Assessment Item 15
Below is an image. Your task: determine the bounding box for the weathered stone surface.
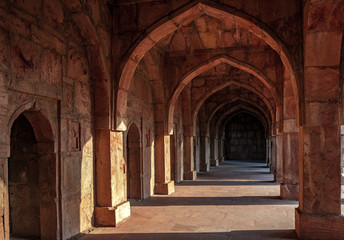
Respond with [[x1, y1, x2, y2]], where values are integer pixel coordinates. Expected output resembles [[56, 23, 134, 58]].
[[43, 0, 64, 27], [305, 31, 342, 67], [41, 49, 62, 86]]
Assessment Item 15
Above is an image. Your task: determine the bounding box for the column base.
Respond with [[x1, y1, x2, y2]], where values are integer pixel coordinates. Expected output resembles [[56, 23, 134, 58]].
[[210, 159, 219, 167], [155, 181, 175, 195], [274, 171, 283, 182], [95, 201, 131, 227], [280, 183, 298, 200], [184, 170, 197, 180], [295, 208, 344, 239], [200, 164, 210, 172]]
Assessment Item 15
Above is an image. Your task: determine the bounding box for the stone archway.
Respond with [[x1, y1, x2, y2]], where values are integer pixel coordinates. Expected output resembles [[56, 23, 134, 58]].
[[127, 123, 142, 200], [223, 112, 266, 161], [115, 1, 300, 130], [9, 111, 57, 240]]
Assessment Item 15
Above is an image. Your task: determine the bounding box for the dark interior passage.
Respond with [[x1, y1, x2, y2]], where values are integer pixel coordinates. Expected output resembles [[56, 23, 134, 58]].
[[127, 124, 142, 200], [9, 112, 57, 240], [224, 112, 266, 161], [9, 114, 41, 239]]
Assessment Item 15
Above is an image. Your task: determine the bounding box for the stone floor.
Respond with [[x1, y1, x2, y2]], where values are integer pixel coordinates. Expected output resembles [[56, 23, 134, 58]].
[[81, 160, 299, 240]]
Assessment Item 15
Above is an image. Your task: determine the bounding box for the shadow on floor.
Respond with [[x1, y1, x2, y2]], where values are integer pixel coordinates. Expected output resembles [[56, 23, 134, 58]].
[[130, 195, 298, 207], [178, 180, 276, 186], [82, 230, 297, 240]]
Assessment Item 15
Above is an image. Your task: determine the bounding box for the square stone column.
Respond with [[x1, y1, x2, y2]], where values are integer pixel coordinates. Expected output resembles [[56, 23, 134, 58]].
[[270, 136, 276, 174], [183, 135, 196, 180], [94, 130, 130, 226], [274, 134, 283, 182], [199, 135, 210, 172], [280, 131, 299, 200], [296, 5, 344, 237], [154, 134, 175, 194], [210, 137, 219, 166]]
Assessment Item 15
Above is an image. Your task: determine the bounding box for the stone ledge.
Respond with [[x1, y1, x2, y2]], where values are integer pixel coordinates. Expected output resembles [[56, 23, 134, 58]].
[[155, 181, 175, 195], [280, 183, 298, 200], [295, 208, 344, 239], [94, 201, 131, 227]]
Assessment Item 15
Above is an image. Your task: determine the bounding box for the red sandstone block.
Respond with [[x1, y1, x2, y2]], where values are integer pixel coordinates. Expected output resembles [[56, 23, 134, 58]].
[[305, 67, 339, 102], [75, 81, 92, 116], [67, 49, 90, 82], [0, 31, 9, 72], [306, 0, 342, 32], [172, 5, 202, 27], [305, 31, 342, 67], [43, 0, 64, 28], [15, 0, 42, 16], [31, 24, 66, 55], [10, 35, 41, 85], [41, 50, 62, 85], [0, 8, 30, 38]]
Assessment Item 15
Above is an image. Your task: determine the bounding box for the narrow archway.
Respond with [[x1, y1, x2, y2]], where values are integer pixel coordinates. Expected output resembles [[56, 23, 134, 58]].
[[9, 112, 57, 240], [127, 124, 142, 200]]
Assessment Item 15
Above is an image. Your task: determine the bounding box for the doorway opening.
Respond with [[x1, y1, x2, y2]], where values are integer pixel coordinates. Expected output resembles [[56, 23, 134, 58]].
[[224, 112, 266, 161], [127, 123, 142, 200], [9, 112, 57, 240]]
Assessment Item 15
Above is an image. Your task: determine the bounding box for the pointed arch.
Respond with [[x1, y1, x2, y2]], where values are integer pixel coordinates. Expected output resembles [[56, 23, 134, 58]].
[[126, 122, 143, 200], [168, 54, 280, 134], [207, 98, 272, 136], [190, 80, 276, 136], [7, 106, 58, 239], [114, 0, 300, 130]]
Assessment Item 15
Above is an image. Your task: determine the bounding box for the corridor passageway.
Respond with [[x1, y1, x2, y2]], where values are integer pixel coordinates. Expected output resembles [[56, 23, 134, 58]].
[[82, 161, 298, 240]]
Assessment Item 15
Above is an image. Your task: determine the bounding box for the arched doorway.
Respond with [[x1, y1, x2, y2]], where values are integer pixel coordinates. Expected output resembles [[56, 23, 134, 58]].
[[224, 112, 266, 161], [9, 112, 57, 239], [127, 124, 142, 200]]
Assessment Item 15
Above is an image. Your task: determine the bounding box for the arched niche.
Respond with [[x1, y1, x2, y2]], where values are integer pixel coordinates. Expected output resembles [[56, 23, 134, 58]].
[[126, 123, 142, 200], [8, 110, 57, 240]]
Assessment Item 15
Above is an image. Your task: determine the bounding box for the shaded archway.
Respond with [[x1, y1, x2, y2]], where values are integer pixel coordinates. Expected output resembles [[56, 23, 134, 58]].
[[9, 111, 57, 240], [224, 112, 266, 161], [190, 79, 277, 136], [127, 123, 142, 200]]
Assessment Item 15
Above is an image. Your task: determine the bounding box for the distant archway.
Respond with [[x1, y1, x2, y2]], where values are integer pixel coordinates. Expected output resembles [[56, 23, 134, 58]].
[[224, 112, 266, 161], [9, 111, 57, 240], [127, 123, 142, 200]]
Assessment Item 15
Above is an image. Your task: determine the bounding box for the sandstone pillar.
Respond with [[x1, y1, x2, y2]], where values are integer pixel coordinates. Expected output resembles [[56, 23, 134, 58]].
[[199, 135, 210, 172], [94, 130, 130, 226], [274, 134, 283, 182], [183, 134, 196, 180], [210, 137, 219, 166], [280, 131, 299, 200], [270, 136, 276, 174], [296, 4, 344, 237], [218, 133, 225, 162], [154, 134, 175, 194], [266, 137, 271, 168]]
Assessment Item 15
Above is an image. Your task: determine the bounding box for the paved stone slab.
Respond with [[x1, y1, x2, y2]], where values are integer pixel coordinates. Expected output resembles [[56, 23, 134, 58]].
[[81, 160, 299, 240]]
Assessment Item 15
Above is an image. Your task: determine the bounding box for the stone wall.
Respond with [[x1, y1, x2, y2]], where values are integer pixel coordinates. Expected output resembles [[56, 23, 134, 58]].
[[225, 113, 266, 160], [0, 1, 113, 239]]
